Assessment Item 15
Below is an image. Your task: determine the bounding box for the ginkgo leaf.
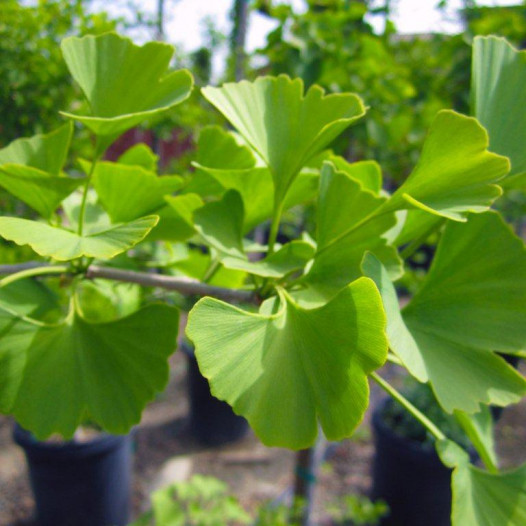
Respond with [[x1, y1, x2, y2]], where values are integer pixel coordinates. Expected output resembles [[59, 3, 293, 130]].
[[193, 190, 245, 258], [192, 164, 318, 232], [329, 157, 382, 194], [472, 36, 526, 184], [60, 33, 193, 150], [300, 162, 401, 303], [195, 126, 256, 170], [0, 122, 72, 175], [93, 162, 183, 222], [155, 194, 204, 242], [186, 278, 387, 449], [437, 440, 526, 526], [202, 75, 365, 207], [454, 407, 497, 473], [0, 123, 79, 218], [0, 164, 82, 218], [0, 215, 158, 261], [363, 211, 526, 414], [221, 240, 315, 278], [117, 143, 159, 171], [382, 110, 509, 221], [0, 302, 178, 439], [0, 279, 59, 319]]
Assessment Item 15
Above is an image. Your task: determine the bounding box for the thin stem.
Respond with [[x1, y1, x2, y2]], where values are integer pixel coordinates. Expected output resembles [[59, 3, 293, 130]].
[[0, 265, 69, 288], [77, 143, 101, 236], [371, 372, 446, 441], [203, 259, 221, 283], [267, 200, 285, 256], [386, 352, 403, 366], [399, 218, 445, 261], [0, 262, 43, 275]]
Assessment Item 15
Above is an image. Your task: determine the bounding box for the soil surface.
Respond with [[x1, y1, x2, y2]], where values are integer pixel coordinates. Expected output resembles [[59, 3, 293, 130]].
[[0, 357, 525, 526]]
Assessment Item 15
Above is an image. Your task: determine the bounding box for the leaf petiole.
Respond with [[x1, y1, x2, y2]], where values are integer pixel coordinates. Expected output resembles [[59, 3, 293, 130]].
[[0, 265, 70, 288], [370, 371, 446, 441], [77, 139, 102, 236]]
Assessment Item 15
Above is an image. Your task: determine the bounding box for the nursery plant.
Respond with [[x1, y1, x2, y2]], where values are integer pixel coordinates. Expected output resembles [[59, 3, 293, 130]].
[[0, 31, 525, 525]]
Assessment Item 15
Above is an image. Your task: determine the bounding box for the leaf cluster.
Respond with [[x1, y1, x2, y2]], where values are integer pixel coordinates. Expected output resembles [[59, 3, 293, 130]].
[[0, 31, 524, 525]]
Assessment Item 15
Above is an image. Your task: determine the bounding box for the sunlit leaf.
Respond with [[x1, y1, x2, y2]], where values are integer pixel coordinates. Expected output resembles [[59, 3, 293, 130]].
[[0, 164, 82, 219], [383, 110, 509, 221], [60, 33, 193, 150], [222, 240, 315, 278], [363, 212, 526, 414], [437, 440, 526, 526], [193, 190, 245, 258], [472, 36, 526, 185], [202, 75, 365, 206], [0, 302, 178, 439], [186, 278, 387, 449], [93, 161, 183, 222], [0, 123, 79, 218], [300, 162, 401, 303], [329, 157, 382, 194], [0, 215, 158, 261], [117, 143, 159, 171], [0, 123, 72, 175], [192, 164, 318, 232], [155, 194, 204, 242]]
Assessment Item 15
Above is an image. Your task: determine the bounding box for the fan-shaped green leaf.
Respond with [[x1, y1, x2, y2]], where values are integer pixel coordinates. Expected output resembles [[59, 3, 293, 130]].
[[60, 33, 193, 149], [156, 194, 204, 242], [118, 143, 159, 171], [329, 157, 382, 194], [202, 75, 365, 206], [93, 162, 183, 222], [0, 164, 83, 218], [186, 278, 387, 449], [0, 302, 178, 439], [437, 440, 526, 526], [222, 240, 315, 278], [0, 279, 59, 319], [0, 215, 158, 261], [193, 190, 245, 258], [301, 162, 401, 303], [0, 123, 72, 175], [472, 36, 526, 184], [196, 126, 256, 170], [383, 110, 509, 221], [192, 164, 318, 232], [363, 212, 526, 414], [0, 123, 79, 218]]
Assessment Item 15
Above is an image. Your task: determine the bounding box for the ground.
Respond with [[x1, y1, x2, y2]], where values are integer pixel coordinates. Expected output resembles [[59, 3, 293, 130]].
[[0, 356, 525, 525]]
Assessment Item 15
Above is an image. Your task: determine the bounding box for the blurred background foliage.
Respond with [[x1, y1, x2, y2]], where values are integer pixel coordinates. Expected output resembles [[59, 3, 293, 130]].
[[1, 0, 525, 183]]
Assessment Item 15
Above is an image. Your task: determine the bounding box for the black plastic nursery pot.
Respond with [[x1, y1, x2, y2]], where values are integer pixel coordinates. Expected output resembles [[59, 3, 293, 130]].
[[371, 400, 452, 526], [181, 342, 249, 446], [13, 424, 132, 526]]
